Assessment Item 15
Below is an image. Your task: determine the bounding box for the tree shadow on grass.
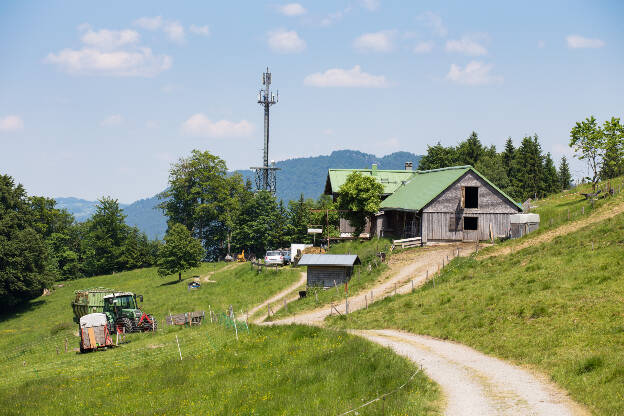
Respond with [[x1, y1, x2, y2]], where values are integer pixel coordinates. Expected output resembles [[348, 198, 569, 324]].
[[159, 279, 185, 287], [0, 300, 46, 324]]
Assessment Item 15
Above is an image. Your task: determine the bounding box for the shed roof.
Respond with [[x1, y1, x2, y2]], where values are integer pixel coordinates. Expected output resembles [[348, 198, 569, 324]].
[[298, 254, 361, 267], [380, 166, 522, 212], [324, 168, 416, 195]]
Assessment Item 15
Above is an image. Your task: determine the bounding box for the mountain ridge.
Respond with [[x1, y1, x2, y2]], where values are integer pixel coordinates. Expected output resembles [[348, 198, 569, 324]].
[[56, 150, 423, 239]]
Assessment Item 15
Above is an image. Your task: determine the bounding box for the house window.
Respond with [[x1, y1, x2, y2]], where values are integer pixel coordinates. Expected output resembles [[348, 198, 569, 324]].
[[464, 216, 478, 230], [463, 186, 479, 208]]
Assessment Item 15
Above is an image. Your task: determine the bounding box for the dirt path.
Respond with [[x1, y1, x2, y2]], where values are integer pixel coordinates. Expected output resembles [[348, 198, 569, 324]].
[[247, 271, 306, 323], [200, 262, 239, 282], [263, 243, 473, 326], [356, 330, 587, 416], [254, 244, 587, 416], [480, 198, 624, 259]]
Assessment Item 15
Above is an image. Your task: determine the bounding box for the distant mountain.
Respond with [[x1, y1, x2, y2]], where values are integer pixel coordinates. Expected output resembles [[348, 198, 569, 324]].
[[237, 150, 423, 203], [55, 197, 129, 222], [123, 196, 167, 240], [56, 150, 422, 240]]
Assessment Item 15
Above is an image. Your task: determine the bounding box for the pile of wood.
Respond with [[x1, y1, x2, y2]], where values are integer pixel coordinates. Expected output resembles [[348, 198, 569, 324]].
[[165, 311, 205, 326], [391, 237, 421, 251], [302, 246, 326, 254]]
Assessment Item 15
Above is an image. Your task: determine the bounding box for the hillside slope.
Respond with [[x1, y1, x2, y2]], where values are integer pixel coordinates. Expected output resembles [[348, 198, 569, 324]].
[[329, 195, 624, 415], [0, 263, 438, 415]]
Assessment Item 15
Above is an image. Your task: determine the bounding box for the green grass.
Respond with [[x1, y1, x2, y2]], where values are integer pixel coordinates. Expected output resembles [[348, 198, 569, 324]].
[[527, 176, 624, 233], [268, 239, 393, 320], [328, 208, 624, 415], [0, 262, 300, 350], [0, 260, 440, 415]]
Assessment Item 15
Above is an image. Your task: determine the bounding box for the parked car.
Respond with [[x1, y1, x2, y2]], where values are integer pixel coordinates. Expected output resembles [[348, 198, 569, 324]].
[[264, 250, 284, 265], [281, 250, 292, 265]]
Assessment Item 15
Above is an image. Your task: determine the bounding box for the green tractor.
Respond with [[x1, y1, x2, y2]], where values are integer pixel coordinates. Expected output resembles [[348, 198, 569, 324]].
[[72, 288, 157, 334], [102, 292, 157, 333]]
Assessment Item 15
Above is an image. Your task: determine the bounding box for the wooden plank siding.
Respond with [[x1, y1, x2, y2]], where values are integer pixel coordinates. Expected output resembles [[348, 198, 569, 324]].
[[421, 171, 520, 242], [307, 266, 352, 287]]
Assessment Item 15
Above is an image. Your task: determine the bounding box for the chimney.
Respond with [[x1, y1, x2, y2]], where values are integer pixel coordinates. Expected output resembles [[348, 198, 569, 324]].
[[405, 162, 413, 171], [371, 164, 378, 176]]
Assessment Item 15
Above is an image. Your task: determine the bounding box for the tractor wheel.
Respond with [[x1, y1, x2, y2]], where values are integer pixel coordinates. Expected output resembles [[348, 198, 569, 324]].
[[119, 317, 134, 334]]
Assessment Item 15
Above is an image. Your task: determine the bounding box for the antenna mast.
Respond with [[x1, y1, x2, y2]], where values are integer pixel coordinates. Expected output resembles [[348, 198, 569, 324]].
[[250, 67, 279, 193]]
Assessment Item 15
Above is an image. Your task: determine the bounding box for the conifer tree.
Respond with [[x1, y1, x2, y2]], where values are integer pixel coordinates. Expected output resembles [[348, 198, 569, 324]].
[[558, 156, 572, 190]]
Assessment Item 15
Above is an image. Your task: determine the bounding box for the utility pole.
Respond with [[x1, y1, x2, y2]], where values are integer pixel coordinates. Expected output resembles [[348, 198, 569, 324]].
[[310, 208, 348, 250], [250, 68, 279, 193]]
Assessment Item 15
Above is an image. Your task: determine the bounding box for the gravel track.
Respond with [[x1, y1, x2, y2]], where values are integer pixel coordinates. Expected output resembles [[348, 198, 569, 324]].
[[356, 330, 588, 416]]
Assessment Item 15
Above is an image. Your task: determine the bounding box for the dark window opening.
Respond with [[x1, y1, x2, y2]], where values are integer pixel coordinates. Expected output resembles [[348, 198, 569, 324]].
[[464, 216, 478, 230], [464, 186, 479, 208]]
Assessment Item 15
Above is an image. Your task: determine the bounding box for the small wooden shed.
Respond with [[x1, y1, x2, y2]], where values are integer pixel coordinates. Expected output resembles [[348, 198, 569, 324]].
[[298, 254, 361, 288]]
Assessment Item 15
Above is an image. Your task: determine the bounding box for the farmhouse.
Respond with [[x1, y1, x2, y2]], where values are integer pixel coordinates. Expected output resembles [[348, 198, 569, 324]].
[[298, 254, 361, 288], [324, 164, 522, 242]]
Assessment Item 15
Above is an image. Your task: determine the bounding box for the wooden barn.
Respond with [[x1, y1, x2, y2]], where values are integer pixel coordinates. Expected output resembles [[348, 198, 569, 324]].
[[298, 254, 361, 288], [325, 165, 522, 242]]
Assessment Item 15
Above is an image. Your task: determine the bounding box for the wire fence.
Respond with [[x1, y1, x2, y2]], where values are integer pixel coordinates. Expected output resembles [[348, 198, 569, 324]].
[[0, 307, 249, 388]]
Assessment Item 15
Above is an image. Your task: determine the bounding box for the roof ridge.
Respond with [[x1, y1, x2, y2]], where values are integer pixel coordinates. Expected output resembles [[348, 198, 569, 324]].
[[415, 165, 472, 174]]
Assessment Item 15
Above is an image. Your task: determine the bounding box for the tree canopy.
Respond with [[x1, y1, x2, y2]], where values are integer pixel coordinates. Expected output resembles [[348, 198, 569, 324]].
[[336, 172, 383, 238], [157, 223, 205, 281]]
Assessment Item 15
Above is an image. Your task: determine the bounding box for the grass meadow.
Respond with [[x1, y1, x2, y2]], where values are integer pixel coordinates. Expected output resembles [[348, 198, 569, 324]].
[[0, 260, 440, 415], [328, 209, 624, 415]]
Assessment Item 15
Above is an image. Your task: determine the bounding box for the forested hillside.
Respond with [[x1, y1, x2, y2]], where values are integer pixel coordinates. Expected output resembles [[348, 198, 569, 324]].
[[57, 150, 423, 239]]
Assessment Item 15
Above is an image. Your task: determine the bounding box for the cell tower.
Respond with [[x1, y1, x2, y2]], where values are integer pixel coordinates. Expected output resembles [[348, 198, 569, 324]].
[[250, 67, 279, 193]]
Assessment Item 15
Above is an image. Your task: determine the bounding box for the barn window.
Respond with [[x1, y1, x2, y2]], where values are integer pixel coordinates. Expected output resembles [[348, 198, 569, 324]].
[[464, 216, 478, 230], [463, 186, 479, 208]]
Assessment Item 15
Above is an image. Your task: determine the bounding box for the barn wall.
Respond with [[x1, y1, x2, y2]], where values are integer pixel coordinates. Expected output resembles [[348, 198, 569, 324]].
[[421, 171, 518, 241], [424, 171, 519, 214], [423, 212, 511, 241], [307, 266, 352, 287]]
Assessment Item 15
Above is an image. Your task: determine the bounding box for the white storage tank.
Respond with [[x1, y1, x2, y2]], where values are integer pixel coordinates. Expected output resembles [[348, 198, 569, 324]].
[[510, 213, 540, 238]]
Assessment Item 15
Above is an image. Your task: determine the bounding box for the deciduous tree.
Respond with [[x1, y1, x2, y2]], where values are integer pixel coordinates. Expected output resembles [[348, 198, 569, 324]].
[[157, 223, 205, 281], [336, 172, 383, 238]]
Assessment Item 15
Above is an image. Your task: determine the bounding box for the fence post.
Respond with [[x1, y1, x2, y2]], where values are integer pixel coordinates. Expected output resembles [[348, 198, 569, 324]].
[[394, 282, 397, 296], [233, 312, 239, 341], [411, 279, 414, 292], [175, 335, 182, 361], [365, 294, 368, 309], [64, 337, 68, 353], [267, 304, 271, 318]]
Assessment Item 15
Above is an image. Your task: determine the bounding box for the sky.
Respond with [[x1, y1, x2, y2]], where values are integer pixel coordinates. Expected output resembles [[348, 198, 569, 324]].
[[1, 0, 623, 203]]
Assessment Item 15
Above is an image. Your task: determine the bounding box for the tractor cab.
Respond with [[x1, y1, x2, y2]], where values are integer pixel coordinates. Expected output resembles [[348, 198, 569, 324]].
[[102, 292, 153, 333]]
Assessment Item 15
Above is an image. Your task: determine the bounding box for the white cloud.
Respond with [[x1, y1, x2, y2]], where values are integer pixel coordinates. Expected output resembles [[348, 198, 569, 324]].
[[417, 11, 447, 37], [320, 7, 351, 26], [80, 26, 140, 50], [164, 21, 185, 43], [445, 35, 488, 56], [181, 114, 254, 138], [552, 143, 574, 158], [537, 40, 545, 48], [0, 115, 24, 132], [304, 65, 388, 88], [413, 41, 434, 54], [277, 3, 307, 16], [354, 30, 396, 53], [45, 47, 172, 77], [446, 61, 502, 86], [360, 0, 380, 11], [189, 24, 210, 36], [133, 16, 163, 30], [566, 35, 604, 49], [145, 120, 159, 129], [101, 114, 123, 126], [322, 128, 335, 136], [268, 29, 306, 53]]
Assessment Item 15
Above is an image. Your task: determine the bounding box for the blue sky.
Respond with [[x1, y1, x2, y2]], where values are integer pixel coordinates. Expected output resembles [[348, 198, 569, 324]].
[[1, 0, 622, 203]]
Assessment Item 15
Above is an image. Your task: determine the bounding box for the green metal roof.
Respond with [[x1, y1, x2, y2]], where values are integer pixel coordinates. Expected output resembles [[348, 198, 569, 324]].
[[325, 167, 416, 195], [380, 166, 522, 211]]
